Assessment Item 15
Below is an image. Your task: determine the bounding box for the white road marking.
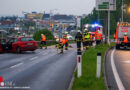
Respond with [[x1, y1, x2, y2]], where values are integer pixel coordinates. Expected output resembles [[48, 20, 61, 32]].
[[111, 49, 125, 90], [10, 63, 23, 68], [30, 56, 38, 60], [123, 60, 130, 64]]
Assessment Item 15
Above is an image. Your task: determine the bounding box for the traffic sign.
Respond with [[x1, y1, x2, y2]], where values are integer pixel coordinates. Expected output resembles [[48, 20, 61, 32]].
[[96, 0, 116, 11]]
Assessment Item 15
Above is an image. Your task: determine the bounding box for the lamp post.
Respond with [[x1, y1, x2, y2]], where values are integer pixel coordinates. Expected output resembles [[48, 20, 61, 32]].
[[128, 7, 130, 13], [122, 0, 124, 22]]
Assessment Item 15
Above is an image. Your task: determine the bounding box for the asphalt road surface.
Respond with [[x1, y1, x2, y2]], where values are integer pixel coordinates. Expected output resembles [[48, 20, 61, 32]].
[[105, 48, 130, 90], [0, 45, 77, 90]]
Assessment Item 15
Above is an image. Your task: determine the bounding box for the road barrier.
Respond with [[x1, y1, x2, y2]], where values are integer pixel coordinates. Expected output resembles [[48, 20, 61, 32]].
[[96, 52, 101, 78]]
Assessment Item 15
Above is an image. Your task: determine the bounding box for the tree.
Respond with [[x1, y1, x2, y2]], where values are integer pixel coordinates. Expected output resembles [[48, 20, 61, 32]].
[[33, 29, 54, 41]]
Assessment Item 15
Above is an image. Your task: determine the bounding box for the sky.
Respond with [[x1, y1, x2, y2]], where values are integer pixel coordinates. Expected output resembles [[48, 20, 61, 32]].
[[0, 0, 96, 16]]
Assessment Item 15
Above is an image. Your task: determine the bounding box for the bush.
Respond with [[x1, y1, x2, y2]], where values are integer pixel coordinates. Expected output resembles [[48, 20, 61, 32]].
[[33, 29, 54, 41]]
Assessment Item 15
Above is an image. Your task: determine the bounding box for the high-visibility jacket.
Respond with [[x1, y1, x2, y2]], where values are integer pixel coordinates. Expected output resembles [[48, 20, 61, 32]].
[[124, 35, 128, 43], [41, 35, 46, 41], [82, 35, 85, 42], [113, 34, 116, 39], [90, 34, 93, 41], [60, 38, 66, 45], [96, 33, 102, 40], [85, 33, 90, 41]]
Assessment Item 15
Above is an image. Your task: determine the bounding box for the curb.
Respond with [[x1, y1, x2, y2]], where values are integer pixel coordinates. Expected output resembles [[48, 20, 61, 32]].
[[68, 50, 85, 90], [68, 65, 77, 90], [103, 47, 114, 90]]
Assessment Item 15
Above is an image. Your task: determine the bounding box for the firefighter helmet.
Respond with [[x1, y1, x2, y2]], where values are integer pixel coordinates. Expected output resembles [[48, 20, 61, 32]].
[[84, 28, 88, 32], [17, 32, 20, 34], [65, 32, 68, 34], [77, 30, 81, 33], [41, 34, 44, 36], [124, 33, 127, 36], [56, 38, 60, 42]]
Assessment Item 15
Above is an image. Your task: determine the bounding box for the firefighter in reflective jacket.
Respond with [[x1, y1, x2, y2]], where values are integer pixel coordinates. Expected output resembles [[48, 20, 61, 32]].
[[84, 31, 90, 49], [96, 30, 102, 45], [56, 38, 66, 54], [40, 34, 47, 49], [75, 30, 82, 52], [89, 33, 93, 46], [124, 33, 128, 43], [82, 29, 86, 50], [63, 32, 68, 50]]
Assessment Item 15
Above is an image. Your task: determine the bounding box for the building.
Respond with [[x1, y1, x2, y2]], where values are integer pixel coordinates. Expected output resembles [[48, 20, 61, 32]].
[[25, 12, 43, 20]]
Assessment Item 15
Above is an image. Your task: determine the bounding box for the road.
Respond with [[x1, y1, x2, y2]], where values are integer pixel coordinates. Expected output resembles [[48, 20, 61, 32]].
[[105, 48, 130, 90], [0, 45, 77, 90]]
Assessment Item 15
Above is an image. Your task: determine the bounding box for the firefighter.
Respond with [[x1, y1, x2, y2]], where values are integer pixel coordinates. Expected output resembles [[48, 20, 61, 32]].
[[56, 38, 60, 53], [63, 32, 68, 50], [82, 29, 87, 50], [17, 32, 21, 37], [124, 33, 128, 43], [96, 30, 102, 45], [84, 30, 90, 49], [75, 30, 82, 52], [59, 38, 65, 53], [89, 32, 93, 46], [40, 34, 47, 49]]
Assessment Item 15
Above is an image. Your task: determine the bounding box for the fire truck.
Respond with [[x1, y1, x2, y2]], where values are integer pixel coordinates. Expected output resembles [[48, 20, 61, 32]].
[[115, 22, 130, 49], [83, 24, 103, 45]]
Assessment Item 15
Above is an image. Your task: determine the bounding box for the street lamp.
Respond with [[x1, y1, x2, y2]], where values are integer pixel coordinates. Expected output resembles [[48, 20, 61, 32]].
[[128, 7, 130, 13], [122, 0, 124, 22]]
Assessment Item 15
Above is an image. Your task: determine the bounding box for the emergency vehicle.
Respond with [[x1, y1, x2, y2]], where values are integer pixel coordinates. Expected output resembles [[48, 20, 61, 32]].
[[115, 22, 130, 49], [83, 24, 103, 45]]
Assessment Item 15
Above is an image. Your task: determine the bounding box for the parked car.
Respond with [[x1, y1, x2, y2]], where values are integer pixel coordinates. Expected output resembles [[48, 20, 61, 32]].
[[6, 37, 38, 53], [0, 39, 6, 53]]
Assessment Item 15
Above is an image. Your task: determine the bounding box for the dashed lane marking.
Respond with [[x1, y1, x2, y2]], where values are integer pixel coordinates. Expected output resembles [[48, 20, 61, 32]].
[[111, 49, 125, 90], [30, 56, 38, 60], [10, 63, 23, 68]]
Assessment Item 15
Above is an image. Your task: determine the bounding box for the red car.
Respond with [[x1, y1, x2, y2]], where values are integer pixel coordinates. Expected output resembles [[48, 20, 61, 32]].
[[6, 37, 38, 53]]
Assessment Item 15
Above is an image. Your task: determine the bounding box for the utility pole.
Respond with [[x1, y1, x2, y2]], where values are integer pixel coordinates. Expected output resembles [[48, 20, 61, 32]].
[[108, 10, 110, 45], [104, 11, 108, 44], [98, 11, 100, 24]]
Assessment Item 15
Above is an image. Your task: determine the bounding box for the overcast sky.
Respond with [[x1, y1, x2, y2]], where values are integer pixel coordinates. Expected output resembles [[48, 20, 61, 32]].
[[0, 0, 96, 16]]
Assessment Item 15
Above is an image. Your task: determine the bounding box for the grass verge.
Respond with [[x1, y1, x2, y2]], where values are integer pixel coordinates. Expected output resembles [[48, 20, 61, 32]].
[[72, 44, 110, 90]]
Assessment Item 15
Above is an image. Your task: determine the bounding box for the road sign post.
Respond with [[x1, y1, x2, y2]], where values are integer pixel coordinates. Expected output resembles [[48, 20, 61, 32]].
[[96, 52, 101, 78], [77, 51, 82, 78], [96, 0, 116, 45], [108, 10, 110, 45]]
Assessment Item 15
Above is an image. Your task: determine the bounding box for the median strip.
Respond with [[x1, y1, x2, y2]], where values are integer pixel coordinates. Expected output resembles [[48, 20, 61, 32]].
[[72, 44, 109, 90]]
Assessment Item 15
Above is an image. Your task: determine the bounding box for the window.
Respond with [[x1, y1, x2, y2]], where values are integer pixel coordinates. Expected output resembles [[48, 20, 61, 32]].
[[21, 38, 34, 42], [8, 38, 17, 44]]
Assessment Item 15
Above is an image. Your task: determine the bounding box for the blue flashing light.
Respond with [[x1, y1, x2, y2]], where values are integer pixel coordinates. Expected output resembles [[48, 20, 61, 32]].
[[94, 24, 99, 27], [92, 23, 100, 28]]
